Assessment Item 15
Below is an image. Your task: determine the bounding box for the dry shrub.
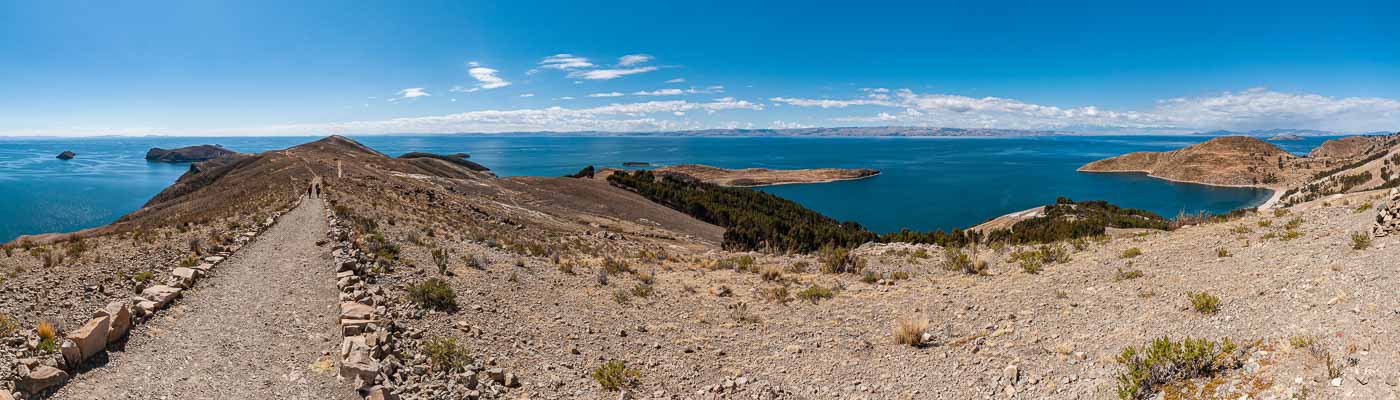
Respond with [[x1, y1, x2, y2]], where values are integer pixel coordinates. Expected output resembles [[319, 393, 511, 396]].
[[893, 315, 930, 347]]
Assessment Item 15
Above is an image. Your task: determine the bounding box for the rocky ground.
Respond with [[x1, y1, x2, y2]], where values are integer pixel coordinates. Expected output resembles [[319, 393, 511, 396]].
[[350, 183, 1399, 399], [49, 196, 351, 400], [5, 136, 1399, 400]]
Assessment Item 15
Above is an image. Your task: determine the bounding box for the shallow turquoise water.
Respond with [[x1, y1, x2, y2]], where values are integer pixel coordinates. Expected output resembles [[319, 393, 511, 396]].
[[0, 135, 1332, 242]]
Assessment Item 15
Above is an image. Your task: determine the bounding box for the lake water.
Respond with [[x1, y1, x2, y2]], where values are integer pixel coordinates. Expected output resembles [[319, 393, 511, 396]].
[[0, 135, 1333, 242]]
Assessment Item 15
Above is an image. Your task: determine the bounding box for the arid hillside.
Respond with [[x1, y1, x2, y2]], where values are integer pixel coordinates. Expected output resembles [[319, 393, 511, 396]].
[[1078, 136, 1309, 186]]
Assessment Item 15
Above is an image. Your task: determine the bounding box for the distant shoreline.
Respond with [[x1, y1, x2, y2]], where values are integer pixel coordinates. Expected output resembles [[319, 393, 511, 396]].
[[1078, 170, 1280, 209]]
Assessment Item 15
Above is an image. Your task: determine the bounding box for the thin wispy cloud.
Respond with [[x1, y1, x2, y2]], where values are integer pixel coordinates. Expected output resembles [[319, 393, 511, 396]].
[[537, 54, 594, 70], [226, 99, 765, 135], [390, 87, 430, 101], [633, 88, 684, 96], [618, 54, 654, 66], [665, 78, 686, 84], [568, 66, 658, 80], [588, 92, 625, 98]]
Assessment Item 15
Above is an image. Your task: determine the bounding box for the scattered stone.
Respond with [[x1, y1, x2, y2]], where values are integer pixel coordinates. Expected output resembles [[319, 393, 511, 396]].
[[17, 366, 68, 394], [170, 267, 202, 289], [95, 301, 131, 343], [55, 151, 76, 160], [66, 315, 111, 362], [140, 285, 183, 308], [341, 302, 376, 321]]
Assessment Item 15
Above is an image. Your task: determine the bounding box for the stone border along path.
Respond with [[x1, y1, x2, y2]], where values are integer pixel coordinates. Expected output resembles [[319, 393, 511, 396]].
[[325, 200, 521, 400], [3, 199, 297, 400], [34, 195, 357, 400]]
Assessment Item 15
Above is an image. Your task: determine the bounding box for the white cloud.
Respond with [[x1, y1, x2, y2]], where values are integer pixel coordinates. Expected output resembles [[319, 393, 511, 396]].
[[467, 66, 510, 89], [618, 54, 654, 66], [633, 88, 684, 96], [568, 66, 657, 80], [222, 99, 765, 134], [773, 87, 1400, 132], [467, 61, 481, 67], [391, 87, 430, 101], [519, 93, 535, 98], [557, 96, 576, 100], [588, 92, 625, 98], [537, 54, 594, 70], [632, 86, 723, 96], [666, 78, 686, 84], [770, 120, 811, 129]]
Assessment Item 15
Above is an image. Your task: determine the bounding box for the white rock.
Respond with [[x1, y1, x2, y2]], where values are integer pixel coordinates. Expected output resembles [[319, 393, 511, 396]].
[[65, 315, 110, 362]]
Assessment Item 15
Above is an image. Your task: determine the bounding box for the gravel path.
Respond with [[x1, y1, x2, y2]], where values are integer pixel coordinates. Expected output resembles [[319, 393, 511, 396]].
[[51, 196, 354, 400]]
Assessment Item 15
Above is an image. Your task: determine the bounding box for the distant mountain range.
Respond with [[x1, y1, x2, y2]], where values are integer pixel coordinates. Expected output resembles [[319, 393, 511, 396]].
[[1189, 128, 1392, 137], [458, 126, 1063, 137]]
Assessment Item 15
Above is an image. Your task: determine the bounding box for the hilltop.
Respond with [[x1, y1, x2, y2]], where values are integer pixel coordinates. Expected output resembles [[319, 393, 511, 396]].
[[1078, 136, 1305, 186]]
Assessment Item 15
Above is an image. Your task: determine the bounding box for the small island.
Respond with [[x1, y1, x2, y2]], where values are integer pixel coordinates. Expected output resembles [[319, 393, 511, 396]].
[[145, 145, 236, 163], [1266, 134, 1303, 141], [55, 151, 76, 160], [649, 164, 879, 187]]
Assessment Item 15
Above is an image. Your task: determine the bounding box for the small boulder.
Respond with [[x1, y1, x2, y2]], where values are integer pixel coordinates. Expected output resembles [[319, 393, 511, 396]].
[[365, 386, 399, 400], [95, 301, 131, 343], [134, 300, 159, 317], [140, 285, 182, 308], [17, 365, 68, 394], [340, 302, 375, 321], [340, 348, 380, 384], [59, 340, 81, 368], [55, 151, 76, 160], [170, 267, 201, 289], [66, 315, 110, 362]]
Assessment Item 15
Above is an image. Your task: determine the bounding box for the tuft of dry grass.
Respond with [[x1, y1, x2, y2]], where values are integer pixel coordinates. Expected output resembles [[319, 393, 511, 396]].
[[892, 315, 930, 347], [1121, 247, 1143, 259]]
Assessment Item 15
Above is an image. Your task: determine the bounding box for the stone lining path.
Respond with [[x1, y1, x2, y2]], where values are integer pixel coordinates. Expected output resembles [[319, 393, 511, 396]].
[[51, 196, 354, 400]]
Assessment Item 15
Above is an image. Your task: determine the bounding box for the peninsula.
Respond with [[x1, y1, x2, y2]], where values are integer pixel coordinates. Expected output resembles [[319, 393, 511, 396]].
[[631, 164, 879, 186]]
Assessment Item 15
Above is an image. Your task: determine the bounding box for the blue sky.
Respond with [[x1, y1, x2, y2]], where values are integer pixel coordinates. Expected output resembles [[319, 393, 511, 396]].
[[2, 0, 1398, 136]]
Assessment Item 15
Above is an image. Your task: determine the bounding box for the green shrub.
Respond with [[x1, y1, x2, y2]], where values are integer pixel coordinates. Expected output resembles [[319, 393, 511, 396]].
[[179, 256, 198, 268], [629, 283, 654, 298], [422, 336, 472, 372], [1284, 217, 1304, 230], [592, 360, 640, 391], [1351, 231, 1371, 250], [1281, 230, 1301, 240], [1189, 291, 1220, 314], [602, 257, 631, 275], [407, 278, 457, 311], [1114, 268, 1144, 281], [796, 285, 836, 303], [133, 270, 155, 284], [941, 247, 983, 274], [860, 271, 878, 284], [818, 246, 864, 274], [1114, 336, 1242, 399], [1121, 247, 1143, 259], [0, 314, 17, 338], [1019, 257, 1043, 274], [1215, 247, 1231, 258], [890, 271, 910, 280]]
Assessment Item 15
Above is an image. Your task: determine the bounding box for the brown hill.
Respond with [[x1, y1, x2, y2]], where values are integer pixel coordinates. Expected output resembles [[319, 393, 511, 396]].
[[603, 164, 879, 187], [1308, 135, 1395, 159], [145, 145, 237, 163], [1078, 136, 1302, 186]]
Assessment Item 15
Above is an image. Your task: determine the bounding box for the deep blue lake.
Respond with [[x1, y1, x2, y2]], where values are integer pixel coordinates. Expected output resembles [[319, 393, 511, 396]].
[[0, 135, 1334, 242]]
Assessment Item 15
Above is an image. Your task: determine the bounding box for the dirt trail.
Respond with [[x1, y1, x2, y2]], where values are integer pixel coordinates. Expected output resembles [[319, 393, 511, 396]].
[[51, 196, 353, 400]]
